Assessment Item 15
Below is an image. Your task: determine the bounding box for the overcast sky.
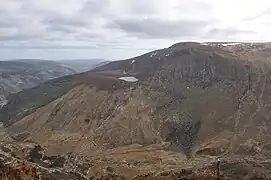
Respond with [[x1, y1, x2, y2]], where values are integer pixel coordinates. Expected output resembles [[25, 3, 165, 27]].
[[1, 0, 271, 60]]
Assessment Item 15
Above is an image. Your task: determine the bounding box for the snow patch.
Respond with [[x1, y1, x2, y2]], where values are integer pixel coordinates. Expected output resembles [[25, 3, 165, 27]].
[[119, 76, 138, 82], [150, 52, 158, 58], [200, 42, 241, 47], [165, 54, 169, 57], [0, 98, 7, 109], [221, 42, 240, 46]]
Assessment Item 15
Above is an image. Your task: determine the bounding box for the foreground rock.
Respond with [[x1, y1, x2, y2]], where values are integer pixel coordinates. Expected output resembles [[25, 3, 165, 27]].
[[0, 161, 38, 180], [1, 140, 271, 180]]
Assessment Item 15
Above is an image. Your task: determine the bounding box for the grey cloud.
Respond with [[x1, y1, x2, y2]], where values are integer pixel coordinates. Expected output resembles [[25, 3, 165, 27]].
[[44, 15, 90, 27], [242, 6, 271, 21], [82, 0, 110, 14], [174, 0, 213, 17], [47, 24, 76, 34], [0, 0, 214, 44], [262, 7, 271, 14], [1, 0, 269, 61], [0, 4, 47, 42], [242, 14, 262, 21], [0, 35, 33, 41], [0, 20, 15, 28], [111, 18, 210, 39], [0, 0, 101, 44], [0, 44, 98, 49], [124, 0, 159, 15], [0, 9, 25, 28], [42, 12, 92, 34], [82, 0, 157, 17], [0, 29, 45, 41], [0, 15, 16, 28], [206, 28, 255, 38]]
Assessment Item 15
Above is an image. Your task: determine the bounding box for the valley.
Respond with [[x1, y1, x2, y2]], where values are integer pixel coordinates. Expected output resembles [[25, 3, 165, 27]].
[[0, 59, 108, 111], [1, 42, 271, 179], [0, 60, 75, 109]]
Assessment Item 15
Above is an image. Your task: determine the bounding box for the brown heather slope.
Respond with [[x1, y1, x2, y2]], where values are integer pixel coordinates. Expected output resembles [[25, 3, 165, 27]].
[[6, 42, 271, 155], [0, 162, 39, 180], [2, 42, 271, 179], [1, 140, 271, 180], [1, 138, 271, 180]]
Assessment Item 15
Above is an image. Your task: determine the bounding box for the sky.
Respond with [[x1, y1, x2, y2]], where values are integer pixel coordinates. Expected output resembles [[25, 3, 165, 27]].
[[0, 0, 271, 60]]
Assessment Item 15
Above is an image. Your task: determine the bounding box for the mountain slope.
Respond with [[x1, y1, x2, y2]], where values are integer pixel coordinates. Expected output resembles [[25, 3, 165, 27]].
[[0, 60, 76, 108], [2, 42, 271, 179], [2, 42, 271, 159]]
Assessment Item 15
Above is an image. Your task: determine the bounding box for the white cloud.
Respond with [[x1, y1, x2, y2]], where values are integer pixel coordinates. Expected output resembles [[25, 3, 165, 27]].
[[0, 0, 271, 60]]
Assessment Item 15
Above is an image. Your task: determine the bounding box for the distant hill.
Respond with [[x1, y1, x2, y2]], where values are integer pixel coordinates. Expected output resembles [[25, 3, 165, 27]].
[[0, 59, 110, 108], [0, 59, 76, 108]]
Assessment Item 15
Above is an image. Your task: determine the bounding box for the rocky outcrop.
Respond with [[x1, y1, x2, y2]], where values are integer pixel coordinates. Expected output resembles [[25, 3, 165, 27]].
[[1, 139, 271, 180], [195, 131, 233, 156], [0, 161, 39, 180], [236, 139, 262, 155]]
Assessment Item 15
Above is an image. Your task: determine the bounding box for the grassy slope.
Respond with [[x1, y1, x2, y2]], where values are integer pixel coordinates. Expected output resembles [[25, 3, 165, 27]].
[[0, 75, 73, 125]]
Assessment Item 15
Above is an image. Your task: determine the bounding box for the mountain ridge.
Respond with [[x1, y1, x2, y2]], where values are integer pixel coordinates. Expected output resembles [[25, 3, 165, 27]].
[[2, 42, 271, 179]]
